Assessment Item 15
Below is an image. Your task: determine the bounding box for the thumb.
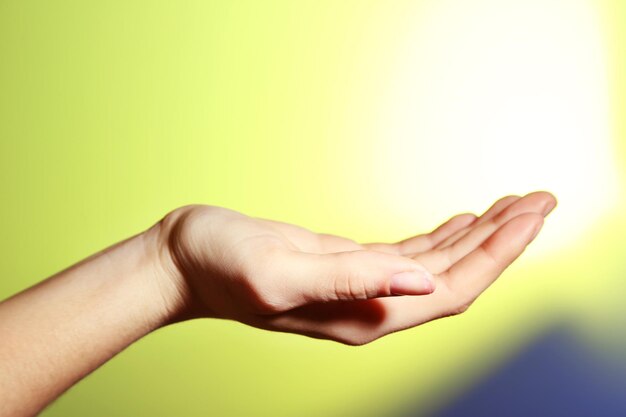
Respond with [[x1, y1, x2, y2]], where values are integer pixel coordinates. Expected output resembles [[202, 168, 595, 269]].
[[275, 250, 436, 307]]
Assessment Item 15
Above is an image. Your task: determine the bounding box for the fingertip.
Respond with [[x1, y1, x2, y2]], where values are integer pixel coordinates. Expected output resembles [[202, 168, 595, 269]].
[[447, 212, 478, 230], [525, 190, 557, 210], [458, 212, 478, 222], [543, 194, 558, 217]]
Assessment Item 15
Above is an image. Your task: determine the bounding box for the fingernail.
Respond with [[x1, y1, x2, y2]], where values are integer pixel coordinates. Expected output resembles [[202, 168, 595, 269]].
[[390, 270, 435, 295], [542, 200, 557, 216]]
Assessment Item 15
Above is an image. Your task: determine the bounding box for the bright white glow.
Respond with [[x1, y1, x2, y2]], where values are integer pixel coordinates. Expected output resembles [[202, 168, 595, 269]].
[[373, 0, 621, 254]]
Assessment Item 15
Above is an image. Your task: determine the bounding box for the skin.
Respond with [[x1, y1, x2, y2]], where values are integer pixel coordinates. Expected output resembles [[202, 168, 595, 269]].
[[0, 191, 556, 417]]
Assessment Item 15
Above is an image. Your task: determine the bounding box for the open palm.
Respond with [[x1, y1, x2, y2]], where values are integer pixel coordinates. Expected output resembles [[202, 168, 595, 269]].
[[160, 191, 556, 345]]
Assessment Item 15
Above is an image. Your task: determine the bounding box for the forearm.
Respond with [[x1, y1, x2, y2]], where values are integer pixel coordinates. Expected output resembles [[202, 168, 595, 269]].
[[0, 224, 174, 417]]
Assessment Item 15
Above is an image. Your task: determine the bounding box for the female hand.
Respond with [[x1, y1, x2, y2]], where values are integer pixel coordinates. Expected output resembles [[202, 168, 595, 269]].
[[153, 191, 556, 345], [0, 191, 556, 416]]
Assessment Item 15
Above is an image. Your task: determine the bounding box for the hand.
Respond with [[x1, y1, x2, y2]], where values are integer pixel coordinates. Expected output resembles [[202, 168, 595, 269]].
[[0, 192, 556, 416], [153, 191, 556, 345]]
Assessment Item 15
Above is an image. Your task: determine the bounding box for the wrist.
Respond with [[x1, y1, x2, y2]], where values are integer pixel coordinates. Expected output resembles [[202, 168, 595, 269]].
[[141, 210, 198, 326]]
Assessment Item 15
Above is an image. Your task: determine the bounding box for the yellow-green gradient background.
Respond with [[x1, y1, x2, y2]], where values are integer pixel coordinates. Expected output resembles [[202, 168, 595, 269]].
[[1, 1, 625, 416]]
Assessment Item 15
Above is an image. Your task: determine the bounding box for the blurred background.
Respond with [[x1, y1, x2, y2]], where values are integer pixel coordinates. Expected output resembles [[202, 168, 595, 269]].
[[1, 1, 625, 416]]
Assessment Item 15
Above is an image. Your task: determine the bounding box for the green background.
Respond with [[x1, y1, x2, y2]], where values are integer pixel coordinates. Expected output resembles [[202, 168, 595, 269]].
[[1, 1, 625, 416]]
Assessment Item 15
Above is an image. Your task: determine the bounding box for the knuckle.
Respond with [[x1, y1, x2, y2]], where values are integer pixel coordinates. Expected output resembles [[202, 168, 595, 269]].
[[253, 295, 287, 315], [441, 286, 476, 316], [449, 295, 475, 316], [244, 279, 287, 314], [479, 241, 504, 270], [439, 246, 456, 268], [495, 202, 517, 223], [334, 272, 372, 301], [240, 248, 291, 314], [241, 260, 288, 314], [450, 301, 471, 316], [331, 252, 382, 301]]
